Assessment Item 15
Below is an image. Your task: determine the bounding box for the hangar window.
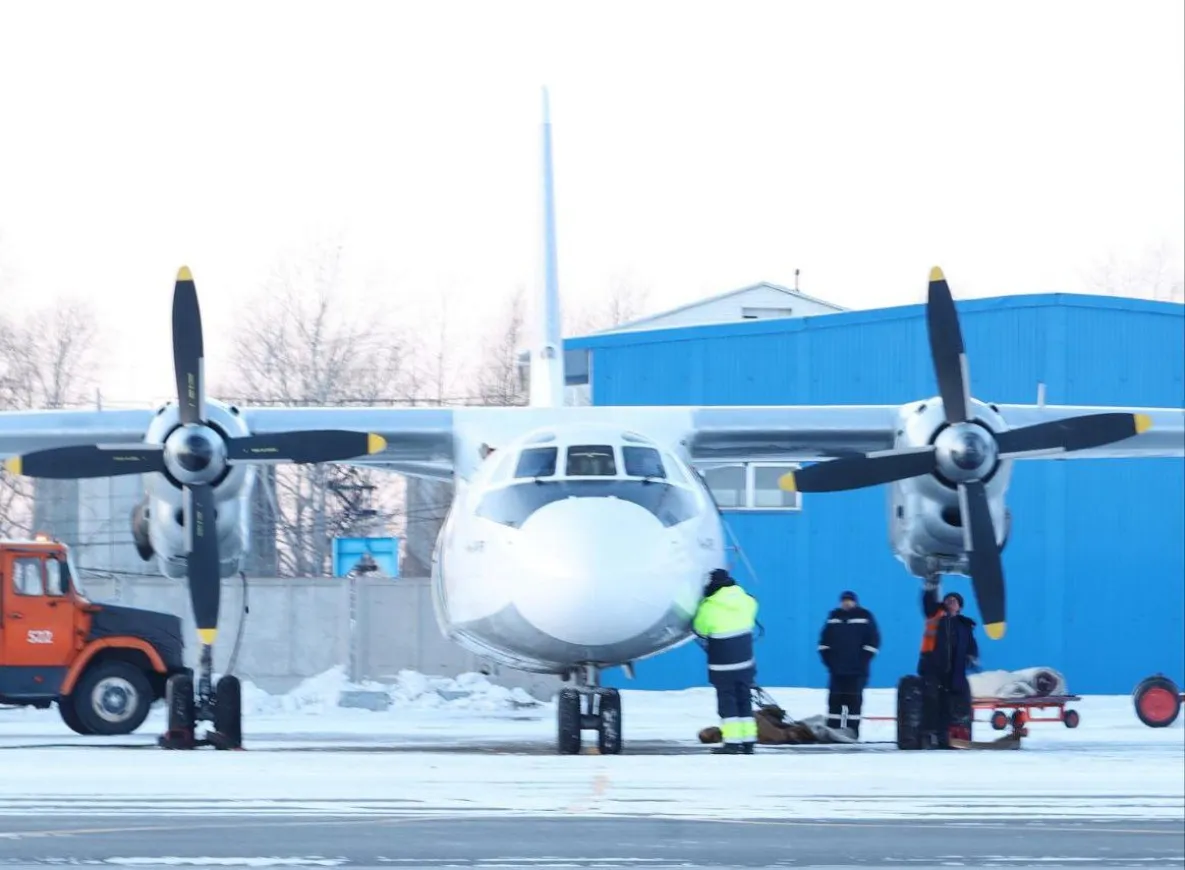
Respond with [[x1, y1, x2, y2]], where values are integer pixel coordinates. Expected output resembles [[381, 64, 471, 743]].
[[515, 447, 557, 478], [566, 445, 617, 476], [701, 462, 801, 512], [702, 465, 746, 508]]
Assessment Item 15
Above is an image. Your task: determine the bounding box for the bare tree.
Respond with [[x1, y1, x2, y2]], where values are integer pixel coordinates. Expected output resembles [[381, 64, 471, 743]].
[[0, 298, 102, 539], [1082, 241, 1185, 303], [218, 241, 415, 577], [565, 275, 652, 335], [476, 285, 528, 407]]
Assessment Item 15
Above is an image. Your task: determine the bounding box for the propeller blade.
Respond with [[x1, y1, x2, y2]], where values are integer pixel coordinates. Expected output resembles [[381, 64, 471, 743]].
[[3, 445, 164, 479], [779, 447, 937, 493], [996, 412, 1153, 458], [172, 266, 205, 425], [926, 267, 971, 424], [226, 431, 388, 464], [958, 479, 1006, 640], [185, 483, 220, 645]]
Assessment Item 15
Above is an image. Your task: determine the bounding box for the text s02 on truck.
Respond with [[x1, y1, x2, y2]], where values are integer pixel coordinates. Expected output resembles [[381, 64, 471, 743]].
[[1, 534, 188, 735]]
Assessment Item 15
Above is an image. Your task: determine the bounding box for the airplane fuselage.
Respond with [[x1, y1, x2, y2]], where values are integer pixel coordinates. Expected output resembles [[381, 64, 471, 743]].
[[429, 422, 725, 675]]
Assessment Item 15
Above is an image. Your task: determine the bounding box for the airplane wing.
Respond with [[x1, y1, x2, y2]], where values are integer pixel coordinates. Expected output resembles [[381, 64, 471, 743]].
[[239, 406, 457, 478], [685, 405, 901, 462], [0, 406, 459, 479], [0, 409, 158, 458], [683, 403, 1185, 464]]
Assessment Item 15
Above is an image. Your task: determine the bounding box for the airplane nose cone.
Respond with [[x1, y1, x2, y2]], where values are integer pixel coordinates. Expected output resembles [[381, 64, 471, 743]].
[[512, 495, 700, 647]]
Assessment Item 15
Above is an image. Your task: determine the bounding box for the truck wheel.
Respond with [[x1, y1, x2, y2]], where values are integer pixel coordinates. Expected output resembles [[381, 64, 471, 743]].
[[57, 698, 93, 736], [73, 660, 154, 736]]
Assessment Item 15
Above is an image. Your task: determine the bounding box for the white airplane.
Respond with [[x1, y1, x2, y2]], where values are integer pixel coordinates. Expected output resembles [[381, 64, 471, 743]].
[[1, 90, 1182, 754]]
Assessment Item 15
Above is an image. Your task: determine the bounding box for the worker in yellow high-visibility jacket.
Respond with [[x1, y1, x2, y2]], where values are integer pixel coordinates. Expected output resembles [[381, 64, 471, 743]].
[[692, 568, 759, 754]]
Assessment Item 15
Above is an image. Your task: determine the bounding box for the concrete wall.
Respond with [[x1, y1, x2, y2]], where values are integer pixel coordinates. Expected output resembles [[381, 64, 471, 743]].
[[79, 574, 564, 699]]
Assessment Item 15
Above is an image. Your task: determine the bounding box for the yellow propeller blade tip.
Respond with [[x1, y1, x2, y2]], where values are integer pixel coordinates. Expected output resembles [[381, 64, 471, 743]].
[[985, 622, 1005, 640], [177, 266, 193, 282], [197, 627, 217, 645], [3, 457, 22, 476], [929, 266, 945, 282], [367, 433, 387, 454], [1134, 413, 1153, 434], [778, 471, 798, 492]]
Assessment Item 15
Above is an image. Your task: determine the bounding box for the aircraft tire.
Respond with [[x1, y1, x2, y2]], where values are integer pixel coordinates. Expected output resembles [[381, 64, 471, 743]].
[[557, 688, 581, 754], [213, 675, 243, 749], [597, 689, 622, 755], [160, 672, 196, 749], [896, 674, 924, 750]]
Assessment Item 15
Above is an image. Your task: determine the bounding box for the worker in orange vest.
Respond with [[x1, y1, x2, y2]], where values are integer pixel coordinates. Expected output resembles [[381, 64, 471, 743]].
[[917, 578, 947, 747]]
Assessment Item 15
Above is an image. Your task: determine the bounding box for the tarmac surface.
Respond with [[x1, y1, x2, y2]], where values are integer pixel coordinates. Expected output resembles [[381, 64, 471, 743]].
[[0, 812, 1178, 868]]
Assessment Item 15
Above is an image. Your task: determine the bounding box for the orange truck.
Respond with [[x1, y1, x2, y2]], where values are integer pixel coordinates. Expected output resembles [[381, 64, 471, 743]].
[[1, 534, 188, 735]]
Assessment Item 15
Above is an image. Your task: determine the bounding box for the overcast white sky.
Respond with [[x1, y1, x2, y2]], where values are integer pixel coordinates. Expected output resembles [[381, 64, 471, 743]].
[[0, 0, 1181, 407]]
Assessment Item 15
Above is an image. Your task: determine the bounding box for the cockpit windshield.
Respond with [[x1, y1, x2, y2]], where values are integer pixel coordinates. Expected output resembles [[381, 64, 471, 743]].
[[515, 446, 557, 478], [623, 445, 665, 479], [566, 445, 616, 476]]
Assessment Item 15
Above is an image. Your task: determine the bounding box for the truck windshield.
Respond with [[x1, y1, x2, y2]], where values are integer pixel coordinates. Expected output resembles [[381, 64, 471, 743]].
[[65, 549, 88, 599]]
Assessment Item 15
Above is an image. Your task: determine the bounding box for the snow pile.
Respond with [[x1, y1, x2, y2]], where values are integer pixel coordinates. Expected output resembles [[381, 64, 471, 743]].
[[236, 666, 541, 716]]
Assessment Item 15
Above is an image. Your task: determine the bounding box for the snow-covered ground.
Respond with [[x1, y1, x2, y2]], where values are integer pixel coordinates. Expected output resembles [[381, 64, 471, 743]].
[[0, 667, 1179, 823]]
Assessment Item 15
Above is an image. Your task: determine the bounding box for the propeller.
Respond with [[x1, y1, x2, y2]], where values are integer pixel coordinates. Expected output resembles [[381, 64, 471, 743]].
[[778, 267, 1154, 640], [2, 266, 389, 648]]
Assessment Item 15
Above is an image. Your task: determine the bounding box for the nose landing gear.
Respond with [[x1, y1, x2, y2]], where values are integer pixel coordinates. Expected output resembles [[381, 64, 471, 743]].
[[557, 665, 622, 755]]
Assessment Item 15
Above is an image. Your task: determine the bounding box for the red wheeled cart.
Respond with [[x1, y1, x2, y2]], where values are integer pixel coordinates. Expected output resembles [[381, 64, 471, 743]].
[[1132, 674, 1182, 728], [975, 694, 1082, 732]]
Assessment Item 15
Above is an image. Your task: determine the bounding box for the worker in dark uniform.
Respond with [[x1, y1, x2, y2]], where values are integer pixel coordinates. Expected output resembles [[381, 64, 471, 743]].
[[917, 578, 946, 747], [919, 584, 980, 747], [817, 590, 880, 738], [692, 569, 759, 754], [930, 591, 979, 745]]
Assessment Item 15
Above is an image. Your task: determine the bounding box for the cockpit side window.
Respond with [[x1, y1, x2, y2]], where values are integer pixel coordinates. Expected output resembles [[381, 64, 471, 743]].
[[623, 446, 666, 479], [566, 445, 617, 476], [515, 447, 558, 478]]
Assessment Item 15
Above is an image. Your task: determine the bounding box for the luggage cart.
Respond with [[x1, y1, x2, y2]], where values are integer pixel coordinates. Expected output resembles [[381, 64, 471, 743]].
[[974, 694, 1082, 731]]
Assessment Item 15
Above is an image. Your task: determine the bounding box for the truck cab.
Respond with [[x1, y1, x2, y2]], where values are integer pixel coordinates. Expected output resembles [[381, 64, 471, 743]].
[[0, 535, 188, 735]]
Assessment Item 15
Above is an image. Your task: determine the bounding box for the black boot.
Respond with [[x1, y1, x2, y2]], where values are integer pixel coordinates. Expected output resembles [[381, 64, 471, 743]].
[[710, 743, 741, 754], [741, 742, 755, 754]]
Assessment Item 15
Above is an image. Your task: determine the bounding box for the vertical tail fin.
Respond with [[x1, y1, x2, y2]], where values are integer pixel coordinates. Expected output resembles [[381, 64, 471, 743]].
[[529, 86, 566, 408]]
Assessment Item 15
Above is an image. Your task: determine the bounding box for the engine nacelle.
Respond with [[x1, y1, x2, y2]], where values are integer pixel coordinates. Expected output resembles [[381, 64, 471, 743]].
[[130, 495, 154, 561], [131, 398, 256, 581], [888, 397, 1013, 580]]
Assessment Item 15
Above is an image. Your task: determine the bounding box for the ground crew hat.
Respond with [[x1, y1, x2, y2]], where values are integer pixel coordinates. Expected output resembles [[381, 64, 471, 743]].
[[944, 591, 964, 608], [840, 590, 857, 602]]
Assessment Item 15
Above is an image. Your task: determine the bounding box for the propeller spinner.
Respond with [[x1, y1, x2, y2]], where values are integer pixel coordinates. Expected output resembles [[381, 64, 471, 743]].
[[2, 266, 389, 647], [777, 267, 1153, 640]]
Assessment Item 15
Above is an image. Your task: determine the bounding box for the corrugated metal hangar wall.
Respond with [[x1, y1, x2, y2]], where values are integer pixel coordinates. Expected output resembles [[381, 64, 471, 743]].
[[565, 294, 1185, 695]]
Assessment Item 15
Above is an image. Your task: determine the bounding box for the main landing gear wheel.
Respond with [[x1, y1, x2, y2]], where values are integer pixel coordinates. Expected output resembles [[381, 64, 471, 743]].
[[157, 671, 244, 750], [556, 667, 623, 755], [209, 675, 243, 750], [160, 673, 196, 749]]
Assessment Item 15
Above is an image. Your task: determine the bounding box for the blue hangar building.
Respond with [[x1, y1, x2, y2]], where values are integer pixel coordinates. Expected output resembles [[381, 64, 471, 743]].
[[561, 289, 1185, 695]]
